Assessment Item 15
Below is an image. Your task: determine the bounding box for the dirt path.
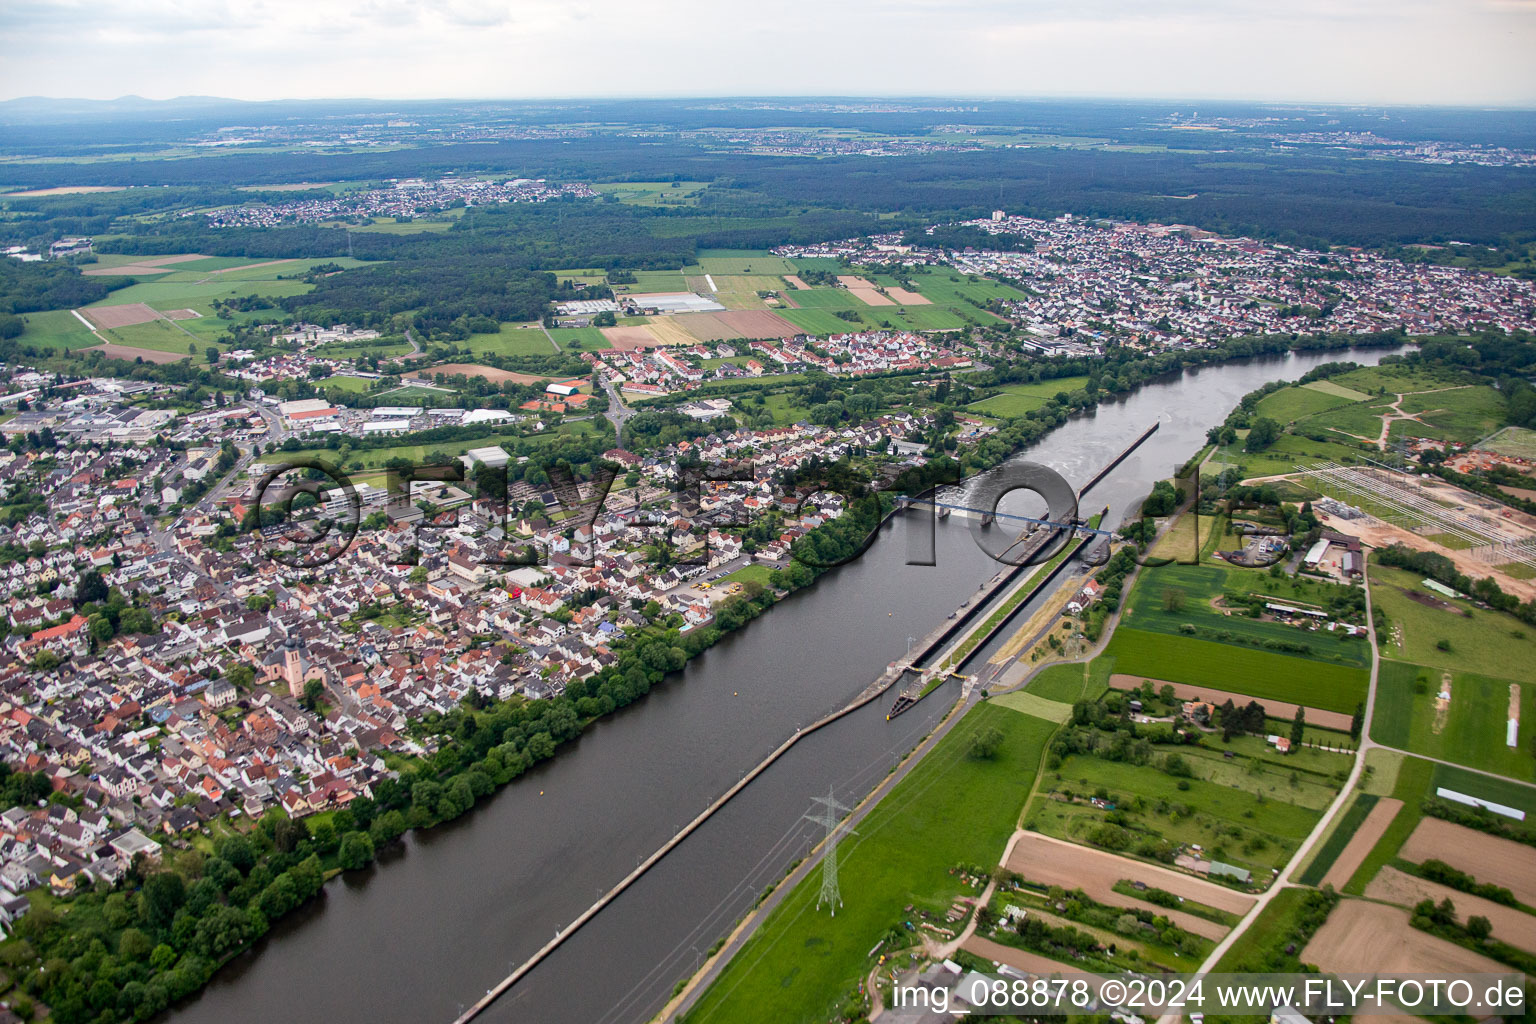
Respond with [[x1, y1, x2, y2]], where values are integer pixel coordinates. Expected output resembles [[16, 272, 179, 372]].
[[1320, 797, 1402, 890]]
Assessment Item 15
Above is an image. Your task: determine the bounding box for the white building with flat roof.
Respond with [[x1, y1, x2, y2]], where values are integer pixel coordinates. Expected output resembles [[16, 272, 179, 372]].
[[463, 445, 511, 470]]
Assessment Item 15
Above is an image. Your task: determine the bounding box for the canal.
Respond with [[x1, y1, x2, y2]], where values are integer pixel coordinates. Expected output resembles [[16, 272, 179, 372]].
[[169, 346, 1397, 1024]]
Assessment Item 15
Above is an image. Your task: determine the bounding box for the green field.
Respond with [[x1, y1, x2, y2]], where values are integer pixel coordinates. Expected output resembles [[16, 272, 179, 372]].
[[612, 270, 692, 294], [1303, 379, 1371, 402], [1211, 432, 1372, 479], [1103, 628, 1367, 714], [547, 326, 610, 350], [697, 255, 797, 276], [1297, 399, 1394, 441], [1398, 385, 1508, 443], [97, 317, 211, 356], [1254, 384, 1358, 425], [683, 704, 1059, 1024], [319, 375, 380, 393], [15, 309, 101, 351], [1330, 363, 1483, 396], [1119, 563, 1369, 669], [966, 375, 1091, 418], [1372, 661, 1534, 781], [784, 286, 863, 309], [458, 323, 560, 357], [991, 690, 1073, 723], [1296, 793, 1379, 885], [1343, 756, 1435, 893], [1370, 563, 1534, 680], [775, 307, 880, 335], [1025, 662, 1109, 704], [593, 181, 711, 206], [883, 265, 1029, 306], [1030, 745, 1335, 877], [1429, 763, 1536, 816], [1482, 426, 1536, 460]]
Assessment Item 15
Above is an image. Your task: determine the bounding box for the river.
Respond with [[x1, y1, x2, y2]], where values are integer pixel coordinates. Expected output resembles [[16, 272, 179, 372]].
[[168, 346, 1396, 1024]]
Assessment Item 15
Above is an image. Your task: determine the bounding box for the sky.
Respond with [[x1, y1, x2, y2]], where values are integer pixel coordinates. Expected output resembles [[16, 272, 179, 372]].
[[2, 0, 1535, 106]]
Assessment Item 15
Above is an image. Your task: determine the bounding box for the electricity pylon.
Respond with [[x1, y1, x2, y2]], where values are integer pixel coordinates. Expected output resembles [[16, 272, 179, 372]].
[[804, 787, 856, 916]]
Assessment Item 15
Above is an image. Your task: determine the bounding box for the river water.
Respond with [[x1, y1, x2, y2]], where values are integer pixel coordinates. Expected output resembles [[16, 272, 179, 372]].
[[169, 347, 1395, 1024]]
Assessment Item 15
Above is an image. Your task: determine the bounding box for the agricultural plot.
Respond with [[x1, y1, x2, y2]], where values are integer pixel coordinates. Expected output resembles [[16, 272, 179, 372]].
[[1002, 832, 1255, 917], [991, 690, 1073, 722], [783, 286, 864, 309], [1297, 792, 1380, 885], [1429, 762, 1536, 817], [1398, 818, 1536, 907], [886, 266, 1030, 305], [99, 319, 206, 358], [696, 255, 797, 276], [1366, 867, 1536, 950], [610, 270, 690, 294], [706, 274, 787, 310], [1302, 899, 1507, 975], [775, 307, 878, 336], [1102, 628, 1367, 714], [15, 309, 103, 351]]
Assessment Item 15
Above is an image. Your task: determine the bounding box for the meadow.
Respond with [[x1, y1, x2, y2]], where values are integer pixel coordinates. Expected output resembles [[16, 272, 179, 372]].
[[682, 704, 1059, 1024], [1398, 385, 1507, 443], [1254, 382, 1360, 425], [1120, 563, 1370, 669], [1330, 363, 1482, 396], [1031, 747, 1330, 876], [1369, 563, 1533, 680], [1370, 661, 1533, 781], [458, 323, 559, 357], [547, 326, 611, 350], [1211, 432, 1371, 479], [965, 375, 1091, 418]]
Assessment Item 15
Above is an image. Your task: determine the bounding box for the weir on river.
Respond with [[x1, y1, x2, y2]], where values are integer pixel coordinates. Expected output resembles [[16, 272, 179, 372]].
[[166, 347, 1399, 1024]]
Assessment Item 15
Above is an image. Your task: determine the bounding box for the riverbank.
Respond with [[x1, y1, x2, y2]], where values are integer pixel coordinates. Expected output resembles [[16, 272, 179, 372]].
[[154, 343, 1404, 1024]]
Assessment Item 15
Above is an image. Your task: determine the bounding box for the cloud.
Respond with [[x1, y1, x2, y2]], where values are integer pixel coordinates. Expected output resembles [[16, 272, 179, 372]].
[[0, 0, 1532, 105]]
